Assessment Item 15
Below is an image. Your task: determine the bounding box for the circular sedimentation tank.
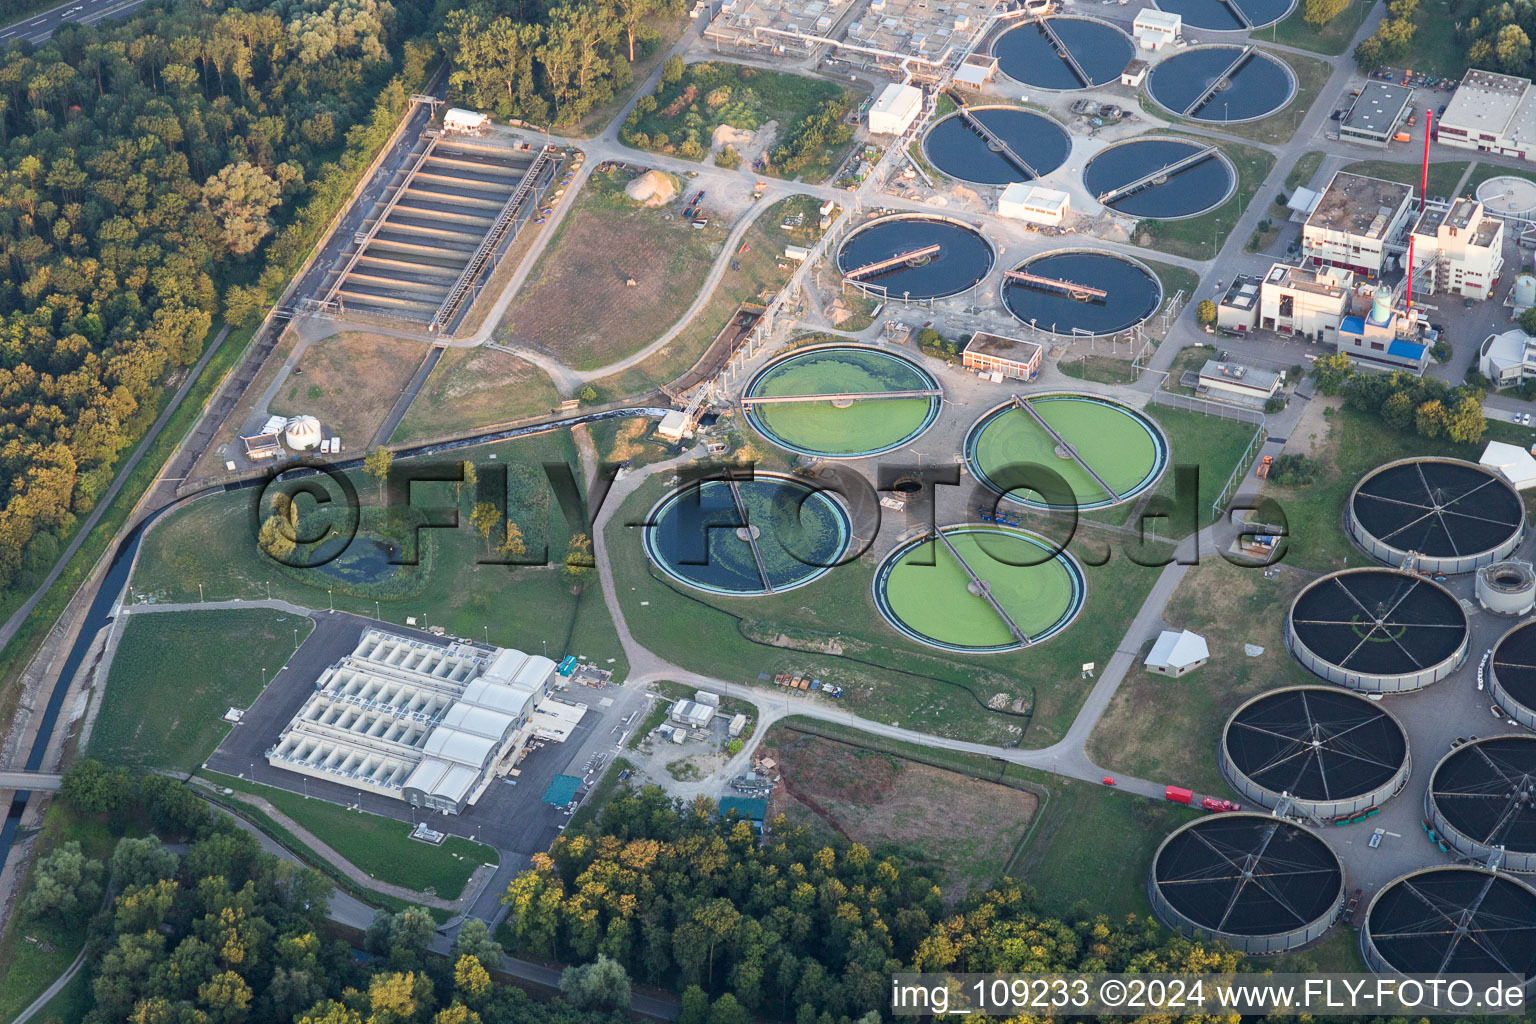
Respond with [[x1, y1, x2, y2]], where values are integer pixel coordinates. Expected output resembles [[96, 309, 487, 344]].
[[963, 393, 1168, 512], [1147, 46, 1296, 123], [836, 214, 995, 300], [1349, 458, 1525, 574], [1287, 568, 1469, 693], [1149, 813, 1343, 954], [1153, 0, 1294, 31], [1428, 737, 1536, 873], [1001, 249, 1162, 337], [742, 345, 941, 459], [1477, 175, 1536, 221], [1083, 138, 1236, 219], [872, 524, 1085, 653], [921, 107, 1070, 185], [643, 474, 850, 596], [1492, 620, 1536, 729], [1363, 867, 1536, 983], [1220, 686, 1411, 820], [990, 17, 1133, 90]]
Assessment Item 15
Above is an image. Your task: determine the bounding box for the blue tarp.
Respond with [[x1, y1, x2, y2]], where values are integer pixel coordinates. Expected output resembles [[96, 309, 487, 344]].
[[542, 774, 582, 806], [719, 796, 768, 821], [1388, 338, 1428, 360], [1339, 315, 1365, 335]]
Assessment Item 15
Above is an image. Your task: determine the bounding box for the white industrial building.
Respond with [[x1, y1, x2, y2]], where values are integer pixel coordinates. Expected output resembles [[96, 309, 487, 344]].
[[997, 183, 1069, 226], [267, 629, 567, 815], [1407, 198, 1505, 300], [1132, 9, 1180, 50], [868, 83, 923, 135], [443, 108, 491, 134], [1199, 360, 1280, 401], [1145, 630, 1209, 677], [1481, 441, 1536, 490], [1258, 262, 1352, 341], [1480, 329, 1536, 387], [671, 699, 716, 729], [1436, 69, 1536, 161], [1302, 171, 1416, 278]]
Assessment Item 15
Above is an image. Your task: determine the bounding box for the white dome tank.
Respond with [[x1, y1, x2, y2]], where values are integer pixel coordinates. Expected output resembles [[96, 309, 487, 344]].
[[1516, 274, 1536, 309], [284, 415, 323, 451]]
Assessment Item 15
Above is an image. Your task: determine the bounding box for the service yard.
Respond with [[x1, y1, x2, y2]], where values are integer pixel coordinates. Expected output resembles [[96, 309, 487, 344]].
[[269, 331, 428, 445], [390, 345, 560, 443]]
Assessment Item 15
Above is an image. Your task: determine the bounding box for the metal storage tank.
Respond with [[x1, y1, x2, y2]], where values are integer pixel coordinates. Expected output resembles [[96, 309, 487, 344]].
[[1491, 620, 1536, 730], [1287, 568, 1469, 693], [1348, 458, 1525, 574], [1363, 867, 1536, 986], [1517, 274, 1536, 310], [1426, 736, 1536, 873], [1148, 813, 1343, 954], [1220, 687, 1410, 820], [1477, 560, 1536, 615]]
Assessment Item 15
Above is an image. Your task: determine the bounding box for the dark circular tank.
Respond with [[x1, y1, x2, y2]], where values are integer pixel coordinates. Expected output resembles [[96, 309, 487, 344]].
[[1147, 46, 1296, 123], [1083, 138, 1236, 219], [991, 17, 1133, 90], [836, 215, 995, 300], [1002, 250, 1161, 337], [1153, 0, 1294, 31], [922, 107, 1070, 185]]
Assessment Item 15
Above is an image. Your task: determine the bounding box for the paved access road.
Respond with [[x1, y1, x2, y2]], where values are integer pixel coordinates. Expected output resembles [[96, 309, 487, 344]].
[[0, 0, 147, 46]]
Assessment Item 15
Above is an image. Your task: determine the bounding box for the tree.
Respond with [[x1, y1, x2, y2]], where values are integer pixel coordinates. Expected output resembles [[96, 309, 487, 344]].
[[559, 953, 632, 1012], [580, 386, 598, 403], [1518, 305, 1536, 337], [364, 448, 394, 501], [59, 758, 132, 815], [470, 501, 500, 555], [661, 54, 685, 84], [496, 521, 527, 559], [451, 918, 504, 972], [22, 841, 104, 924], [258, 494, 298, 561], [708, 993, 750, 1024], [565, 533, 594, 579], [111, 835, 179, 889], [201, 162, 282, 256], [1415, 398, 1449, 438], [677, 986, 710, 1024], [1310, 351, 1355, 395], [1195, 299, 1217, 327], [1445, 395, 1488, 443], [1497, 24, 1533, 75]]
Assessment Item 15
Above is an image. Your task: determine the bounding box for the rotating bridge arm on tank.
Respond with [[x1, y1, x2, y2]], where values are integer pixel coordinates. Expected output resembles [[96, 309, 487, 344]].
[[1096, 146, 1220, 206], [927, 528, 1030, 645], [1032, 16, 1093, 87], [723, 476, 775, 596], [843, 244, 942, 281], [944, 92, 1041, 180], [1009, 394, 1121, 502], [1003, 269, 1108, 302], [1183, 45, 1256, 117], [740, 388, 943, 406], [1219, 0, 1254, 29]]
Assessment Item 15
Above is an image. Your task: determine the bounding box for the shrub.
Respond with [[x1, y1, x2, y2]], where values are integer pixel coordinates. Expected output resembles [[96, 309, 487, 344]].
[[1269, 454, 1318, 486]]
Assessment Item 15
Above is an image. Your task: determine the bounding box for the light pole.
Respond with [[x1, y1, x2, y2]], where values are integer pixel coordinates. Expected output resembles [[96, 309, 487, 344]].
[[375, 600, 381, 621], [328, 589, 333, 612], [199, 582, 204, 603], [266, 580, 271, 601], [293, 628, 299, 650]]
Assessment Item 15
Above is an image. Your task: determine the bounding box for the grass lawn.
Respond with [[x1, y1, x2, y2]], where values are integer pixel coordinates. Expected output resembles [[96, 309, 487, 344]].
[[762, 725, 1040, 901], [390, 345, 560, 444], [1086, 559, 1320, 794], [131, 429, 629, 678], [269, 332, 428, 445], [588, 417, 678, 470], [1404, 0, 1467, 78], [1143, 405, 1263, 532], [1342, 159, 1469, 201], [496, 167, 728, 371], [1057, 354, 1142, 385], [1138, 138, 1275, 260], [1260, 402, 1524, 572], [206, 772, 495, 899], [1143, 259, 1201, 307], [1286, 150, 1326, 191], [608, 474, 1169, 746], [1465, 161, 1536, 194], [91, 610, 314, 773], [620, 60, 859, 182], [586, 195, 821, 401], [1269, 0, 1373, 54]]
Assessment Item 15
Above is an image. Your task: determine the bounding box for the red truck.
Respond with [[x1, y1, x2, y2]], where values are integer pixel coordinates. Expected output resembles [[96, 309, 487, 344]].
[[1165, 785, 1194, 804], [1201, 797, 1241, 812]]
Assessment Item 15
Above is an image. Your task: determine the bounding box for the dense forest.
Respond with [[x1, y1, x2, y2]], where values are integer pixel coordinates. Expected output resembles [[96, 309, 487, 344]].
[[438, 0, 683, 127], [0, 0, 435, 596], [32, 764, 1472, 1024]]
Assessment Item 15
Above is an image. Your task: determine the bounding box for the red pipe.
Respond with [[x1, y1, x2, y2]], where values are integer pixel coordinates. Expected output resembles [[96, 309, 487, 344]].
[[1421, 111, 1432, 208], [1407, 235, 1414, 311]]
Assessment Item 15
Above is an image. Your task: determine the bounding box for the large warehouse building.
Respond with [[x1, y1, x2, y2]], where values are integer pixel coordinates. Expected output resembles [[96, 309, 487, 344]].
[[267, 629, 570, 814]]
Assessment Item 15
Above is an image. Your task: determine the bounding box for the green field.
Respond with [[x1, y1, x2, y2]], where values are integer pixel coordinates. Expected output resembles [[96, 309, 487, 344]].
[[881, 529, 1078, 649], [91, 610, 314, 772], [206, 772, 495, 899], [747, 347, 936, 456], [130, 430, 629, 678], [970, 397, 1162, 508]]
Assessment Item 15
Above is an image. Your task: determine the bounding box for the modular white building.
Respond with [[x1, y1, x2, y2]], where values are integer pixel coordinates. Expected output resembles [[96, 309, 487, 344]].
[[1436, 69, 1536, 160], [1145, 630, 1209, 677], [868, 83, 923, 135], [997, 183, 1069, 226], [267, 629, 564, 814], [444, 108, 491, 134], [1133, 9, 1180, 50]]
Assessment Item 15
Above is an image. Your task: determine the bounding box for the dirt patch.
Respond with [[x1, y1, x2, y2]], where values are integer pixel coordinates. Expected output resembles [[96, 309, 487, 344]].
[[711, 120, 777, 164], [1286, 394, 1344, 465], [390, 345, 559, 443], [497, 169, 728, 371], [763, 732, 1037, 900], [269, 332, 427, 444]]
